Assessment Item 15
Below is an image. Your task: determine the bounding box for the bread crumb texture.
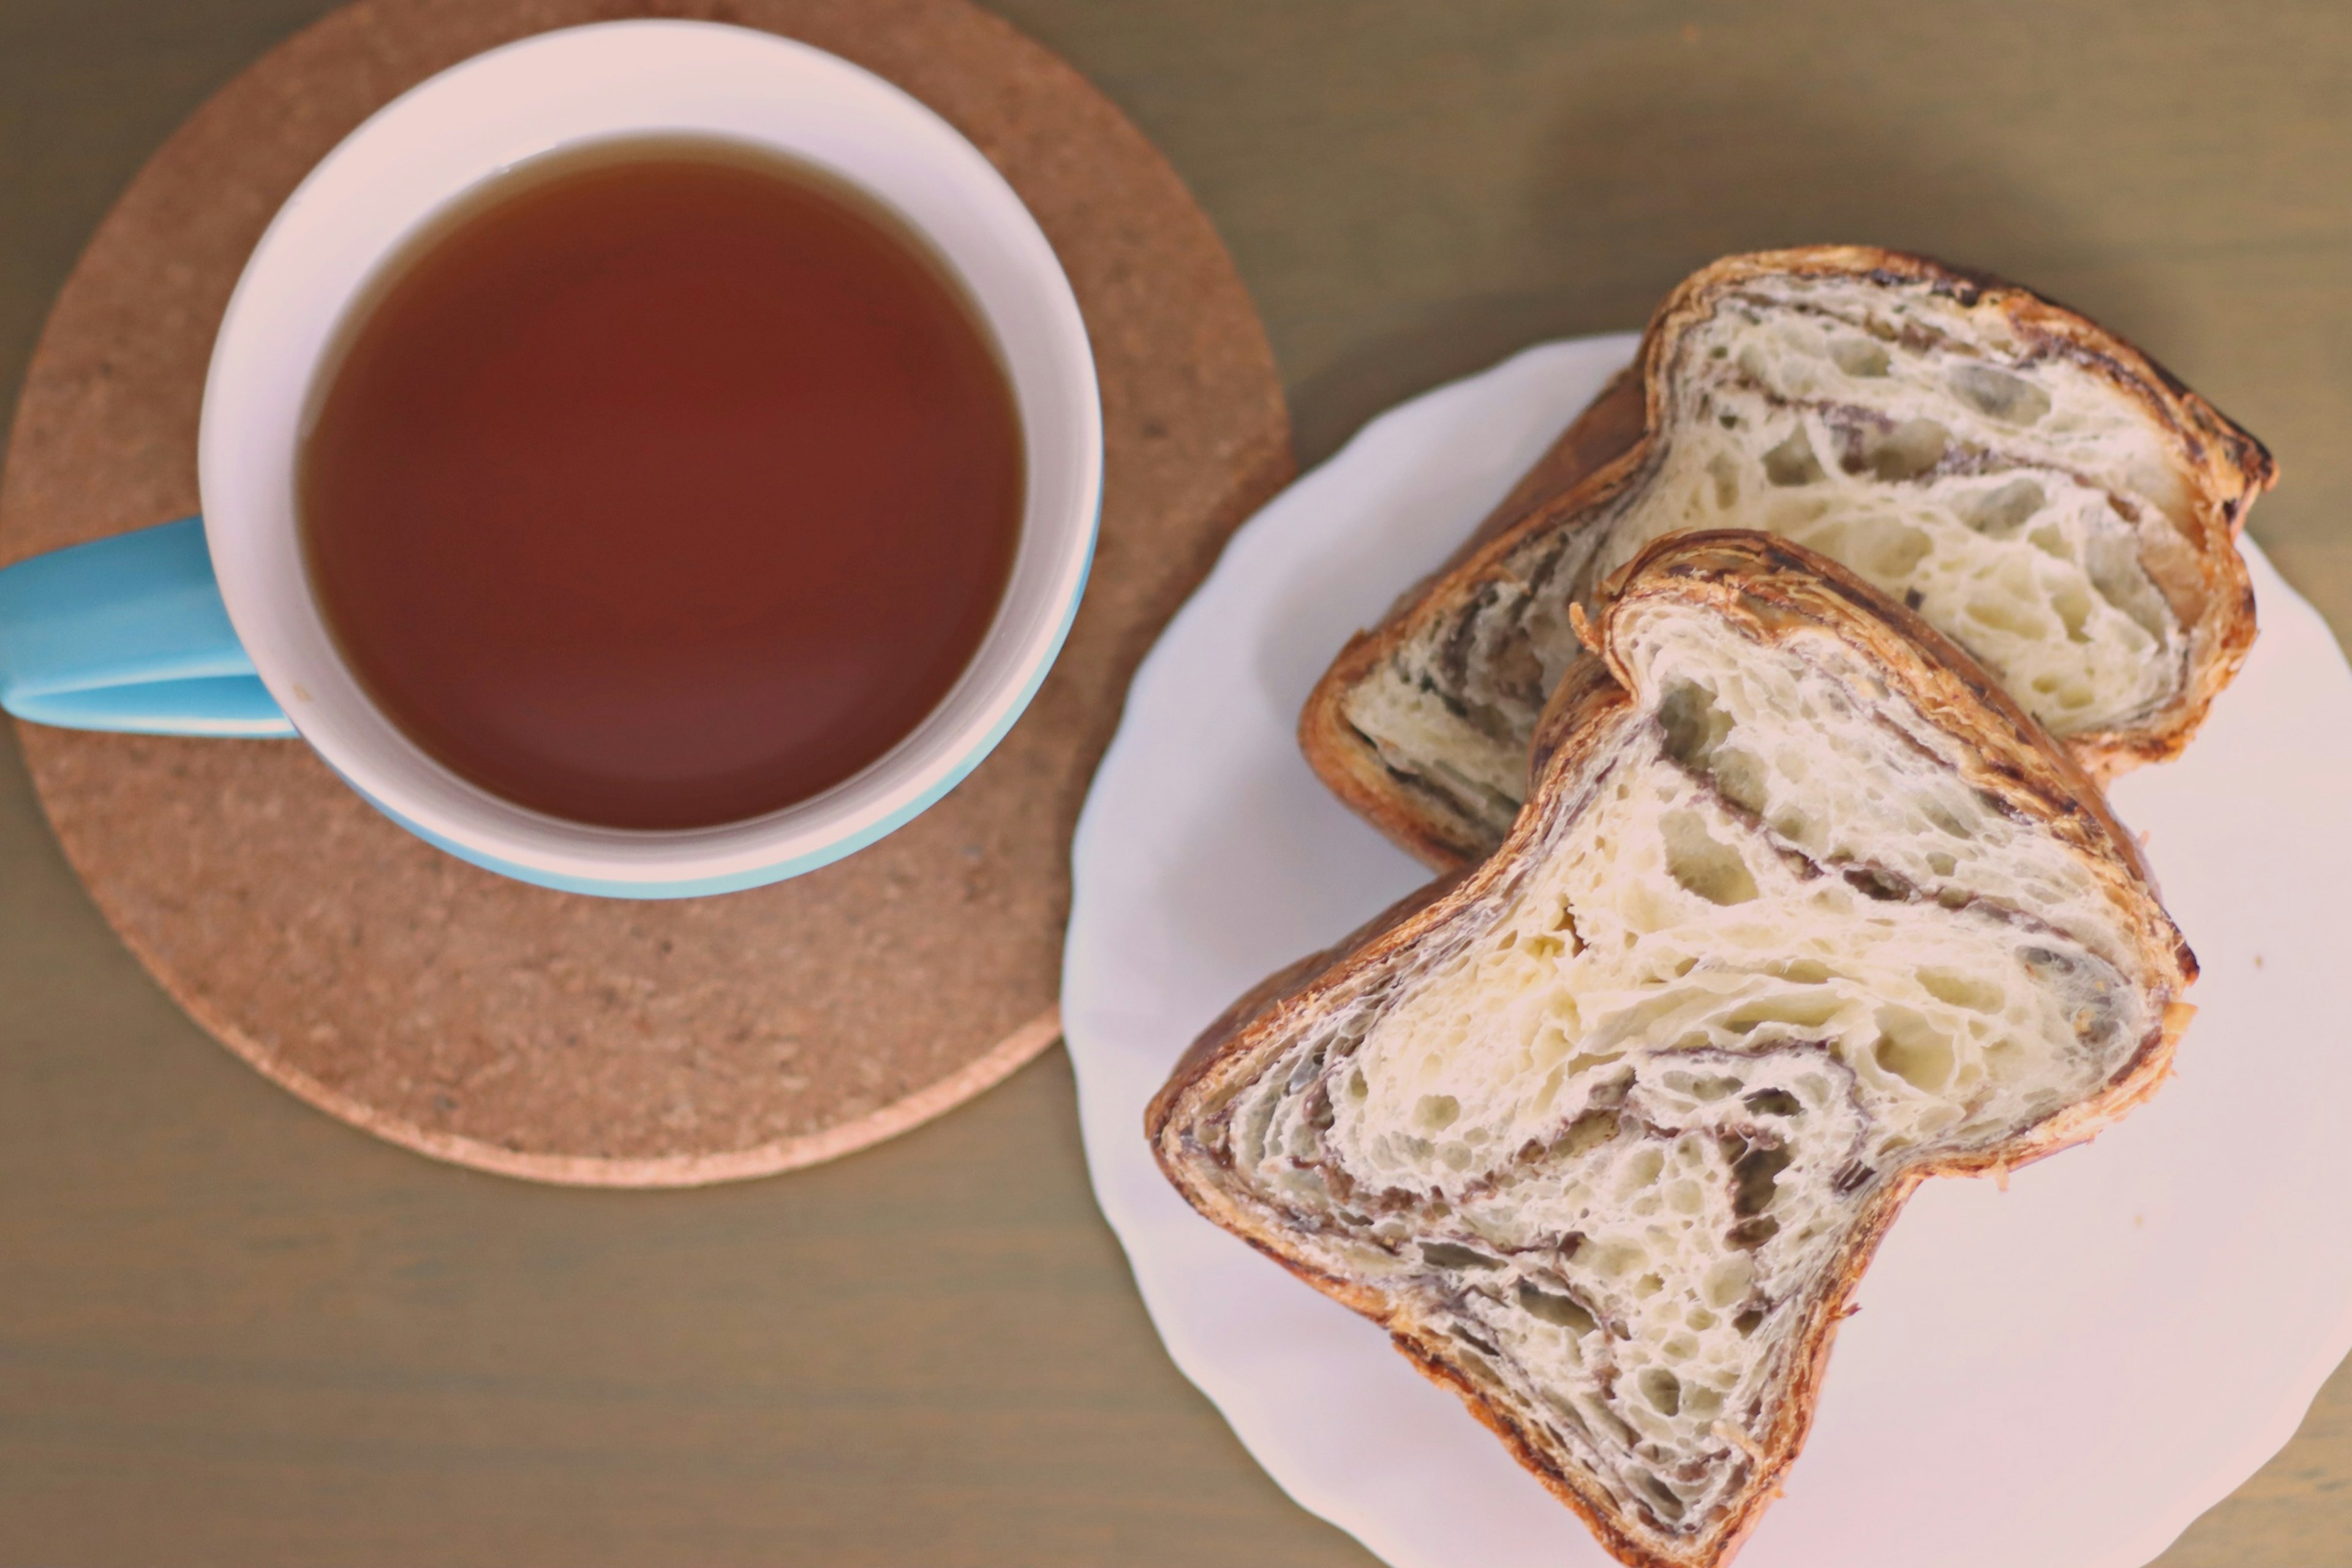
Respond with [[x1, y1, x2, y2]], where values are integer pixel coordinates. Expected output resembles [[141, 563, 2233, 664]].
[[1344, 267, 2234, 848], [1161, 546, 2185, 1567]]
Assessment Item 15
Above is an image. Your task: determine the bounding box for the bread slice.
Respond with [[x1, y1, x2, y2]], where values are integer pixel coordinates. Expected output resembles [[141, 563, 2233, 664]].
[[1151, 532, 2195, 1568], [1304, 246, 2273, 867]]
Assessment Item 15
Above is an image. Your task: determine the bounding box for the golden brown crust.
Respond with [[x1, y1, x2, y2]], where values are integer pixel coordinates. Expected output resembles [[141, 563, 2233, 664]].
[[1300, 245, 2274, 870], [1295, 633, 1496, 868], [1447, 361, 1651, 579], [1296, 363, 1653, 870], [1156, 532, 2195, 1568], [1144, 869, 1464, 1138]]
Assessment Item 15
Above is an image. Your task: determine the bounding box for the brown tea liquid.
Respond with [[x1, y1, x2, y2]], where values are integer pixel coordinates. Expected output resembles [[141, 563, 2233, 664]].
[[300, 138, 1024, 830]]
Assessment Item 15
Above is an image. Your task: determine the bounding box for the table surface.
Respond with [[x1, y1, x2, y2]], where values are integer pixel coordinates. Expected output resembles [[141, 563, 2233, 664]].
[[1, 2, 2346, 1564]]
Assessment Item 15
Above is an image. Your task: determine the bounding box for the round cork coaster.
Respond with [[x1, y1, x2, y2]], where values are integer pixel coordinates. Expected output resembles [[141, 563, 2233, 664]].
[[0, 0, 1291, 1185]]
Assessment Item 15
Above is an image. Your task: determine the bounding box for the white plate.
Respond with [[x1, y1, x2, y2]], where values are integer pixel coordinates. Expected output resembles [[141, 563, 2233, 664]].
[[1064, 334, 2352, 1568]]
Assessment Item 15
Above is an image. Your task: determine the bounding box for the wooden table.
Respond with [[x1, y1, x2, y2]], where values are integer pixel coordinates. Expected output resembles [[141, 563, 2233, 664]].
[[2, 2, 2345, 1562]]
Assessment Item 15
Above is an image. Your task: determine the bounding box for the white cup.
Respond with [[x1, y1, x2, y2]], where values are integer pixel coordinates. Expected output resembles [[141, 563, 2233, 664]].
[[0, 20, 1102, 898]]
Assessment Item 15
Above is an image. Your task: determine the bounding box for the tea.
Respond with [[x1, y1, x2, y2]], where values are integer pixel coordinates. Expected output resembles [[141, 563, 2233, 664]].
[[299, 137, 1024, 831]]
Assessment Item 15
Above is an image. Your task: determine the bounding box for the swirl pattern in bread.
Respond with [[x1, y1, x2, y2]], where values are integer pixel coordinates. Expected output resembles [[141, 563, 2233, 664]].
[[1152, 533, 2195, 1568], [1303, 246, 2272, 867]]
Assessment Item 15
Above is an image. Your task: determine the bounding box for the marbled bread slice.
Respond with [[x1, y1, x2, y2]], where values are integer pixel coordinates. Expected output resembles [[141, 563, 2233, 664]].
[[1153, 532, 2195, 1568], [1305, 246, 2272, 867]]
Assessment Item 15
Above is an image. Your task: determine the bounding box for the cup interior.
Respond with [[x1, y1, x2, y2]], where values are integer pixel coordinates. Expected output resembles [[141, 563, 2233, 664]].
[[200, 20, 1101, 892]]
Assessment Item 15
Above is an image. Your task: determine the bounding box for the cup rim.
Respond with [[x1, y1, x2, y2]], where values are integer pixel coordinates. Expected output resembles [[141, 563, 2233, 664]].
[[198, 19, 1102, 894]]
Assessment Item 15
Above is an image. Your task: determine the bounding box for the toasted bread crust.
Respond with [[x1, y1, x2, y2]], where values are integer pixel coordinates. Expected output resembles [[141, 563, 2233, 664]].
[[1159, 532, 2195, 1568], [1301, 246, 2274, 871]]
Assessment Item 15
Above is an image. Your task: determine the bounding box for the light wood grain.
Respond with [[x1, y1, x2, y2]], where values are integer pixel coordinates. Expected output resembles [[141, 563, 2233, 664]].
[[2, 0, 2347, 1562]]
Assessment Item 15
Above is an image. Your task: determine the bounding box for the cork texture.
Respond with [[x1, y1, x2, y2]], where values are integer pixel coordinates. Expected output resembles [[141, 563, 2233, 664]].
[[0, 0, 1292, 1185]]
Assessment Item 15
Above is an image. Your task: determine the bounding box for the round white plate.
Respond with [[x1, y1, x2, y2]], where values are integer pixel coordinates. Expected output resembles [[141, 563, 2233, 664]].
[[1064, 334, 2352, 1568]]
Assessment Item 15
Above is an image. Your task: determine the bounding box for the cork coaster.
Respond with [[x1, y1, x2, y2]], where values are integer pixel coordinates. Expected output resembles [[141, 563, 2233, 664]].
[[0, 0, 1291, 1185]]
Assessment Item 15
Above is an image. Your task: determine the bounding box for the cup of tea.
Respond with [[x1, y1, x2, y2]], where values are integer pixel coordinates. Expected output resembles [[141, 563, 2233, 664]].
[[0, 20, 1101, 897]]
